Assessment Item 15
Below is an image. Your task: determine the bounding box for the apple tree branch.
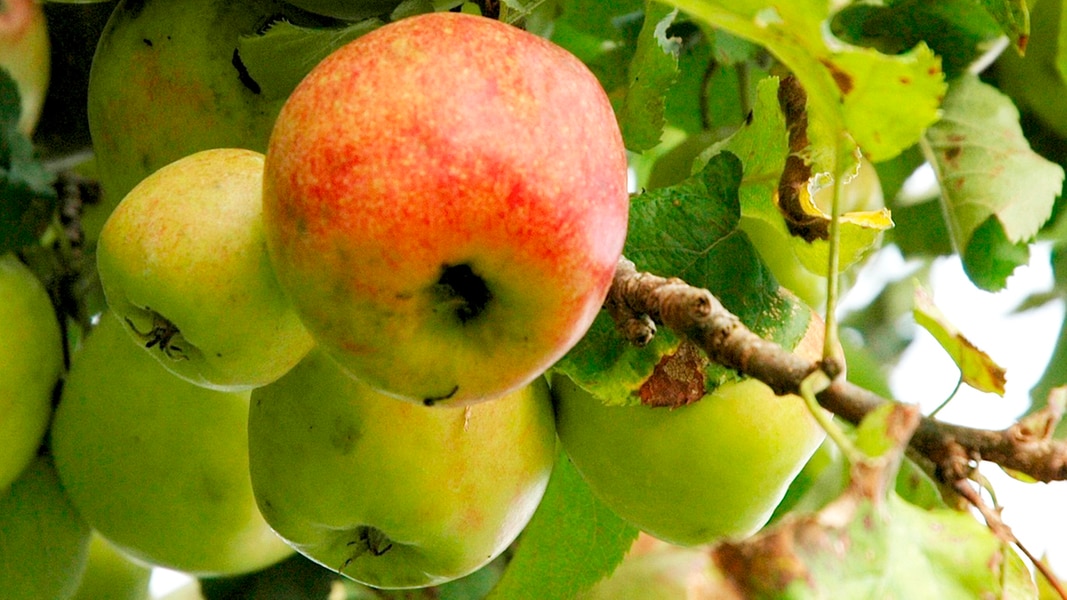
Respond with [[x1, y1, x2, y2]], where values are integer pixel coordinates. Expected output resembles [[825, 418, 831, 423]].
[[604, 257, 1067, 486]]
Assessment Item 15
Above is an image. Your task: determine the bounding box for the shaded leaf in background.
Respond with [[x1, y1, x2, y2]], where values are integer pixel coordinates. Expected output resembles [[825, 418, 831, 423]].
[[923, 74, 1063, 291], [913, 282, 1007, 395], [831, 0, 1006, 78], [555, 152, 810, 406], [548, 3, 646, 111], [978, 0, 1030, 52], [0, 68, 57, 255], [617, 1, 681, 151], [485, 454, 639, 600]]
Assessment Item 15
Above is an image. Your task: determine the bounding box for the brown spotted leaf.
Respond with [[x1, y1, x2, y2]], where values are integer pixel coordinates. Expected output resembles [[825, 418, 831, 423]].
[[638, 340, 708, 408], [923, 74, 1063, 291]]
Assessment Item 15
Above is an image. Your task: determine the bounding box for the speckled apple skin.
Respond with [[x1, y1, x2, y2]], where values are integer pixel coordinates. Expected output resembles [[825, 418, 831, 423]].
[[263, 12, 629, 405]]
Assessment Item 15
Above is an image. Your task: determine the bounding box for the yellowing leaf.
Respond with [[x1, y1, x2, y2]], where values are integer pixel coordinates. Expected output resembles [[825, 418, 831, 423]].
[[912, 283, 1007, 395]]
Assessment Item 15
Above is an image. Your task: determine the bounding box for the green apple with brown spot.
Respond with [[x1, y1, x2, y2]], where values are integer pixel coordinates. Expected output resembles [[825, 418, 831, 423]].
[[247, 348, 557, 589], [262, 12, 629, 406]]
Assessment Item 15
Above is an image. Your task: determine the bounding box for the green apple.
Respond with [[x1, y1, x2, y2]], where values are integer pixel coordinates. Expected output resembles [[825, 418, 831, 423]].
[[70, 533, 153, 600], [96, 148, 314, 391], [247, 348, 557, 589], [553, 314, 829, 546], [0, 456, 92, 600], [282, 0, 402, 20], [50, 313, 294, 576], [0, 0, 49, 135], [87, 0, 306, 204], [262, 12, 629, 405], [0, 253, 63, 491]]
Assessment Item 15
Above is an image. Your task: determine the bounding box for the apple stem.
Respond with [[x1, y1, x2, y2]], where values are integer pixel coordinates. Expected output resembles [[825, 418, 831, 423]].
[[799, 370, 863, 465]]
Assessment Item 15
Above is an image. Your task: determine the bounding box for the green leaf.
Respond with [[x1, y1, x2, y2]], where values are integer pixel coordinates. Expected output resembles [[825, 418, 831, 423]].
[[664, 0, 946, 164], [485, 454, 639, 600], [923, 74, 1063, 291], [0, 68, 56, 254], [556, 151, 810, 405], [618, 1, 681, 151], [236, 18, 384, 101]]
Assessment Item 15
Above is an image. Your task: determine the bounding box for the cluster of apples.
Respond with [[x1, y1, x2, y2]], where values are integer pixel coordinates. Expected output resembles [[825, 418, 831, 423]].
[[51, 10, 628, 591], [0, 2, 834, 597]]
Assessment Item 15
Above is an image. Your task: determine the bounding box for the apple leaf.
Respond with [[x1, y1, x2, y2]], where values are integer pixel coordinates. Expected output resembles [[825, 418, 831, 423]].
[[697, 76, 892, 277], [923, 74, 1063, 291], [236, 18, 384, 101], [555, 151, 810, 406], [913, 282, 1007, 396], [485, 454, 639, 600], [618, 1, 681, 151], [663, 0, 946, 165], [0, 68, 56, 255]]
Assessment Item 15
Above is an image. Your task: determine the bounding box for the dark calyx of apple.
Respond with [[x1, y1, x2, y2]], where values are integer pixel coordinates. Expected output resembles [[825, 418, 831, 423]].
[[433, 263, 492, 324], [342, 525, 395, 571], [421, 263, 493, 407], [125, 307, 189, 361]]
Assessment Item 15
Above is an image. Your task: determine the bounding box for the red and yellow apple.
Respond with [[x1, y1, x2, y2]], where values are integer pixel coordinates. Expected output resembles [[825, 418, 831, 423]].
[[0, 253, 62, 492], [96, 148, 314, 391], [50, 313, 294, 576], [247, 348, 557, 589], [262, 12, 629, 405], [553, 313, 829, 546]]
